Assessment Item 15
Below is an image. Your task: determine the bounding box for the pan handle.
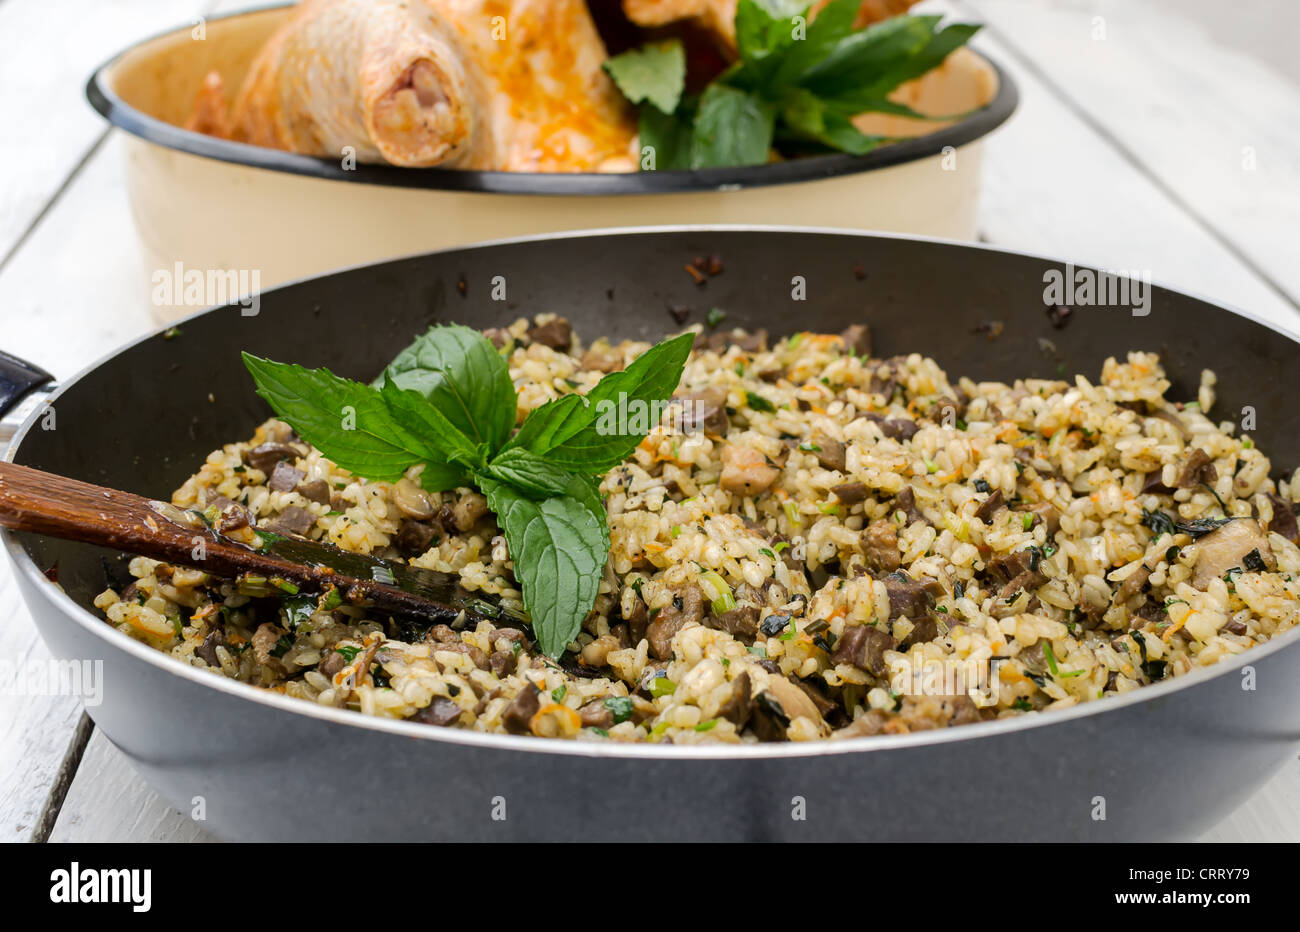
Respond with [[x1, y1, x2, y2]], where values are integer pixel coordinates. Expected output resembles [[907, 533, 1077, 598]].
[[0, 350, 55, 455]]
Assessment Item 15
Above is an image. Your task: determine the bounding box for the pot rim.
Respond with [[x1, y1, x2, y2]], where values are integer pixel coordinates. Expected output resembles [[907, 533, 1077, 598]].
[[84, 2, 1019, 196], [8, 224, 1299, 762]]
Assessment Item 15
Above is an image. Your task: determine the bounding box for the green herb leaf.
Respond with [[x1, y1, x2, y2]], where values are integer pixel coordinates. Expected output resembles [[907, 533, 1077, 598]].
[[376, 324, 517, 454], [745, 390, 777, 413], [503, 332, 693, 473], [479, 476, 609, 658], [241, 353, 469, 485], [638, 104, 696, 170], [604, 39, 686, 114], [604, 695, 635, 724], [479, 447, 580, 499], [690, 84, 774, 168]]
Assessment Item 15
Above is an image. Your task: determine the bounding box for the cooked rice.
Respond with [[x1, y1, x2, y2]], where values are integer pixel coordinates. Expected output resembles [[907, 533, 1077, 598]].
[[93, 315, 1300, 743]]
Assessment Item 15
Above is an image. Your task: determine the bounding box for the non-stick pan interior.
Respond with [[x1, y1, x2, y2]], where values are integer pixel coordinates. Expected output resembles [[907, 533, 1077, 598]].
[[12, 228, 1299, 611]]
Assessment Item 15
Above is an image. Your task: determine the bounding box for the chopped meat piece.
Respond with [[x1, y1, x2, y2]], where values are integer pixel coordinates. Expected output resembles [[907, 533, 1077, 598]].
[[580, 342, 625, 373], [678, 388, 729, 435], [1142, 470, 1175, 495], [708, 604, 759, 639], [899, 615, 940, 650], [317, 650, 347, 680], [813, 437, 846, 472], [263, 505, 316, 537], [838, 323, 872, 357], [1191, 519, 1275, 589], [297, 479, 331, 504], [974, 489, 1004, 524], [412, 697, 462, 727], [216, 502, 252, 533], [832, 481, 868, 504], [882, 573, 936, 619], [621, 592, 650, 646], [1225, 618, 1248, 636], [267, 461, 305, 492], [1174, 448, 1218, 489], [502, 683, 542, 735], [244, 442, 301, 474], [765, 676, 823, 727], [646, 586, 704, 659], [481, 327, 512, 349], [831, 625, 896, 675], [893, 486, 924, 524], [728, 329, 768, 353], [1113, 564, 1152, 604], [715, 671, 751, 728], [578, 700, 614, 729], [860, 520, 900, 573], [194, 629, 227, 667], [720, 444, 781, 495], [1265, 493, 1299, 544], [488, 650, 516, 677], [393, 519, 436, 557], [865, 413, 920, 442], [527, 317, 572, 351], [251, 623, 286, 667]]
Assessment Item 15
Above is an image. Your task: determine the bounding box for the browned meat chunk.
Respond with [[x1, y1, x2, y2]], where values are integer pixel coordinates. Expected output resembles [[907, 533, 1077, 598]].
[[1191, 519, 1275, 589], [580, 343, 624, 373], [1114, 564, 1152, 604], [244, 442, 301, 474], [865, 413, 920, 442], [1174, 448, 1217, 489], [579, 700, 614, 729], [832, 625, 897, 675], [893, 486, 924, 524], [488, 649, 516, 677], [974, 489, 1004, 524], [839, 324, 872, 357], [882, 573, 937, 619], [646, 586, 704, 659], [394, 519, 436, 557], [527, 318, 572, 351], [439, 492, 489, 533], [813, 437, 846, 472], [899, 615, 940, 649], [317, 650, 347, 680], [861, 520, 901, 573], [250, 623, 286, 666], [621, 592, 650, 646], [708, 604, 759, 639], [987, 548, 1048, 599], [263, 505, 316, 537], [267, 461, 305, 492], [195, 628, 227, 667], [716, 672, 751, 728], [832, 481, 868, 504], [216, 502, 252, 533], [1142, 470, 1174, 495], [678, 388, 730, 435], [720, 444, 781, 495], [482, 327, 512, 349], [297, 479, 331, 504], [502, 683, 542, 735], [1266, 493, 1299, 544], [412, 697, 462, 727]]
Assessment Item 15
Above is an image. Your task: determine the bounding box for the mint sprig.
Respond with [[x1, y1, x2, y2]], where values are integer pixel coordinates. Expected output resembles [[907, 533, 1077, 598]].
[[606, 0, 982, 169], [242, 326, 694, 658]]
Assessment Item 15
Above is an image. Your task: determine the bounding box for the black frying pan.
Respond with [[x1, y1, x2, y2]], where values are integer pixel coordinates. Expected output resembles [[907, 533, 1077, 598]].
[[4, 228, 1298, 841]]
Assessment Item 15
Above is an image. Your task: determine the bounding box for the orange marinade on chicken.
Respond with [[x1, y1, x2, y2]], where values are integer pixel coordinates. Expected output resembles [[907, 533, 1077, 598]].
[[191, 0, 635, 171]]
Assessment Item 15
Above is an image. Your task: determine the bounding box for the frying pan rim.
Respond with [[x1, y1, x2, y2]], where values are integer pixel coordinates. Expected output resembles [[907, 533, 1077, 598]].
[[83, 2, 1020, 196], [6, 224, 1300, 761]]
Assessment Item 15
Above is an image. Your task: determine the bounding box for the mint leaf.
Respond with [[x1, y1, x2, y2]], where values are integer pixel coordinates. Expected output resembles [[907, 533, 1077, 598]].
[[480, 476, 609, 658], [604, 39, 686, 114], [691, 85, 774, 168], [503, 331, 694, 472], [242, 353, 467, 484], [639, 105, 695, 171], [735, 0, 807, 66], [480, 447, 578, 499], [377, 324, 516, 454], [377, 379, 484, 471]]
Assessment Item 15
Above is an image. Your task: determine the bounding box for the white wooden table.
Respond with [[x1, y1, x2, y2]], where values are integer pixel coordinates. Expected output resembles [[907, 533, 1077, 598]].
[[2, 0, 1299, 842]]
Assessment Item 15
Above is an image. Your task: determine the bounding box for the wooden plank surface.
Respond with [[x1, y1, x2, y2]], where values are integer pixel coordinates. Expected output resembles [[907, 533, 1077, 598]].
[[960, 0, 1300, 314], [0, 0, 213, 268], [0, 0, 1296, 843]]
